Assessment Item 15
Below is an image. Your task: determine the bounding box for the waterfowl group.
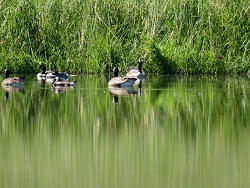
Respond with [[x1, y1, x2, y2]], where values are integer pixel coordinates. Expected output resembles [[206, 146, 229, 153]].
[[1, 57, 145, 97], [37, 63, 70, 80], [107, 57, 146, 102], [108, 57, 146, 87], [37, 64, 76, 89]]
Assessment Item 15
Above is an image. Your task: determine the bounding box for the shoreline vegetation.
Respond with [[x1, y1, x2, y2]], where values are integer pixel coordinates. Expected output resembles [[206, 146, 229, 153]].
[[0, 0, 249, 74]]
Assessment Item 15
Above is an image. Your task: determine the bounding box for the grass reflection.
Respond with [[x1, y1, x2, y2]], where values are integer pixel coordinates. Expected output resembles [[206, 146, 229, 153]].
[[0, 75, 250, 187]]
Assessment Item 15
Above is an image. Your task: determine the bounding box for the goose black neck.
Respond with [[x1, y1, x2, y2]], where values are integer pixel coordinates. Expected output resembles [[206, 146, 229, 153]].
[[42, 67, 46, 74], [38, 64, 47, 74], [138, 62, 142, 73], [114, 67, 119, 77], [5, 69, 10, 78]]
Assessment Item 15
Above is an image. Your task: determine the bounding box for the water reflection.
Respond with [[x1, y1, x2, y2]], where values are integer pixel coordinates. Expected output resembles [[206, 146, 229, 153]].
[[37, 76, 77, 95], [108, 86, 136, 104], [52, 87, 76, 94], [108, 80, 144, 103], [39, 79, 46, 88], [1, 74, 250, 188], [2, 85, 24, 101], [108, 86, 137, 96], [135, 80, 143, 97]]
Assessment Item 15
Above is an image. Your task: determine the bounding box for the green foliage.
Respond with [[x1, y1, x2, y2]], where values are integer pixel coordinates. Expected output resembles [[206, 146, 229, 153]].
[[0, 0, 249, 74]]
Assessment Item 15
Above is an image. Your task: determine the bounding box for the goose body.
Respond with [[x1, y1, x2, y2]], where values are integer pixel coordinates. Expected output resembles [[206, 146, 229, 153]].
[[46, 70, 70, 80], [126, 57, 146, 80], [37, 64, 54, 79], [108, 67, 136, 87], [2, 69, 25, 87], [51, 78, 76, 87], [37, 64, 69, 80]]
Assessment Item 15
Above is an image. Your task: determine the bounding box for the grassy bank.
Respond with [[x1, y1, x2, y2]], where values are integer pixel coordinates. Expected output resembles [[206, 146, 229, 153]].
[[0, 0, 249, 74]]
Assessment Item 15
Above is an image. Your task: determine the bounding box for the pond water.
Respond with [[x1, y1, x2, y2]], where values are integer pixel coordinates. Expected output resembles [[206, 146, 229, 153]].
[[0, 74, 250, 188]]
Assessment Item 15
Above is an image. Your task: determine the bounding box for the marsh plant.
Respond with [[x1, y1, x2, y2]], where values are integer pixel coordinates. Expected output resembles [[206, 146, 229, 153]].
[[0, 0, 249, 74]]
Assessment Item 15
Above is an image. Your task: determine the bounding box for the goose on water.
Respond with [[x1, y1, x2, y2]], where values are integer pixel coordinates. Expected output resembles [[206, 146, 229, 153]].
[[37, 63, 54, 79], [108, 67, 136, 87], [37, 64, 70, 80], [126, 57, 146, 80], [2, 69, 25, 87]]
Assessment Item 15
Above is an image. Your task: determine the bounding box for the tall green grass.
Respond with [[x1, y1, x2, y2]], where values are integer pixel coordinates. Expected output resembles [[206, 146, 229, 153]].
[[0, 0, 249, 74]]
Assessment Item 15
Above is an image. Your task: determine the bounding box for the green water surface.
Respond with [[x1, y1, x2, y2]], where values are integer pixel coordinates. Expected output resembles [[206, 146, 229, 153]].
[[0, 75, 249, 188]]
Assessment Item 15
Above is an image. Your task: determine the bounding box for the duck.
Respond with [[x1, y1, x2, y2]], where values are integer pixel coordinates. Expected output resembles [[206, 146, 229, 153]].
[[108, 67, 137, 87], [51, 77, 76, 87], [126, 57, 146, 80], [2, 69, 25, 87]]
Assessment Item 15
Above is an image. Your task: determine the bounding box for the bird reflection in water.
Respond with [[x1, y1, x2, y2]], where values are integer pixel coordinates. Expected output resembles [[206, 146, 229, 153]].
[[108, 80, 143, 104], [2, 86, 25, 101], [52, 87, 76, 95], [51, 78, 77, 94], [108, 86, 136, 104]]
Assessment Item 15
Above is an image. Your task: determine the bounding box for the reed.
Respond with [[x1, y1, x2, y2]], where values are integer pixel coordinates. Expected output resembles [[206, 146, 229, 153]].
[[0, 0, 249, 74]]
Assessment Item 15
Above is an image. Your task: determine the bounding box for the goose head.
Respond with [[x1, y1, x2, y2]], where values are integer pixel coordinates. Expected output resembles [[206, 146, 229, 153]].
[[138, 57, 144, 63], [38, 64, 46, 73]]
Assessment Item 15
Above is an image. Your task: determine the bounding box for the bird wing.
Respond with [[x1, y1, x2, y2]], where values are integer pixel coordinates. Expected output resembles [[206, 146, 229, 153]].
[[2, 78, 24, 86], [126, 69, 139, 78], [108, 77, 132, 86]]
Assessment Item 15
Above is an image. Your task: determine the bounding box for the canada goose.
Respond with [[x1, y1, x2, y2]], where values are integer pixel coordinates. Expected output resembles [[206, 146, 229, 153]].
[[37, 63, 54, 79], [126, 57, 146, 80], [37, 64, 69, 80], [108, 67, 137, 87], [51, 78, 76, 87], [1, 69, 25, 87]]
